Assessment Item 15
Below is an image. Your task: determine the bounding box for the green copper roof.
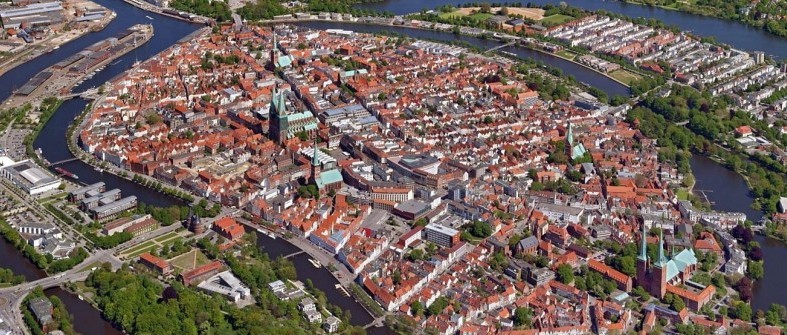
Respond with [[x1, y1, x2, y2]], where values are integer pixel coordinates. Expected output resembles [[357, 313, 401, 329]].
[[315, 169, 342, 189], [655, 230, 667, 267], [638, 222, 648, 261]]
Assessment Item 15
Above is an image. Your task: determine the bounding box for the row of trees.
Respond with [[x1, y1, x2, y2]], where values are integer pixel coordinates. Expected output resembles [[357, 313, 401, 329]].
[[131, 174, 195, 203], [170, 0, 232, 21]]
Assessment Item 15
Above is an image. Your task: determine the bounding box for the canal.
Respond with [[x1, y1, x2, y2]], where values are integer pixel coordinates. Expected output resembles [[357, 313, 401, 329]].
[[690, 155, 787, 311], [357, 0, 787, 59], [1, 0, 786, 330]]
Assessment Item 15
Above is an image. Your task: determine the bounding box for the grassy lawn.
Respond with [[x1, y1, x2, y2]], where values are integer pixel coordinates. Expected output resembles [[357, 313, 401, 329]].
[[38, 192, 67, 204], [676, 188, 690, 201], [555, 50, 577, 60], [153, 231, 179, 243], [126, 245, 158, 258], [120, 241, 155, 256], [437, 10, 492, 21], [608, 69, 643, 86], [467, 12, 493, 21], [160, 236, 184, 248], [540, 14, 574, 26], [169, 249, 210, 272], [438, 11, 461, 19]]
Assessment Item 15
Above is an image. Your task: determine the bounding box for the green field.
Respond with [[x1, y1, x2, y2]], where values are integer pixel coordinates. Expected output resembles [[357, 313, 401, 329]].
[[608, 69, 643, 86], [467, 12, 493, 21], [438, 11, 461, 19], [438, 10, 492, 21], [676, 188, 690, 201], [121, 241, 155, 256], [154, 231, 180, 243], [169, 249, 210, 272], [126, 245, 158, 258], [555, 50, 577, 60], [540, 14, 574, 26]]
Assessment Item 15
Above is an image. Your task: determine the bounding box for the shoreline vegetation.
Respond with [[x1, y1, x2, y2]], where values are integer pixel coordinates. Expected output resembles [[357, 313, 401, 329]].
[[617, 0, 787, 38]]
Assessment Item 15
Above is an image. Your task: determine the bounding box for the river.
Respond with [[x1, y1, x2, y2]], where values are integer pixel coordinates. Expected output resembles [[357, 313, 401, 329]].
[[357, 0, 787, 59], [1, 0, 786, 330], [690, 155, 786, 311]]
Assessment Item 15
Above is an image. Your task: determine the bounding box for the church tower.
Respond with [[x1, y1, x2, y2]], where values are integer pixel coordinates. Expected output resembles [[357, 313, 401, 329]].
[[310, 138, 321, 184], [268, 86, 288, 144], [268, 29, 279, 71], [636, 221, 649, 291], [650, 230, 668, 298]]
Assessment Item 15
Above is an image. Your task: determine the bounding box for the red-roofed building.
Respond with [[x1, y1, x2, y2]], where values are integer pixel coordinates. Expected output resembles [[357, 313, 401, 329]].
[[180, 260, 223, 286], [212, 217, 245, 241], [588, 259, 632, 292], [139, 252, 172, 275]]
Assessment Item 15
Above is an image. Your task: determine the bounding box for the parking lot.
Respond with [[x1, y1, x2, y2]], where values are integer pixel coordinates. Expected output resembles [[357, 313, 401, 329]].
[[2, 128, 32, 160]]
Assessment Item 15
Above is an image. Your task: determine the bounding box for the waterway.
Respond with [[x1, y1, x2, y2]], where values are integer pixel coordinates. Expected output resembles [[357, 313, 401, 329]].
[[358, 0, 787, 59], [294, 21, 630, 97], [1, 0, 786, 329], [254, 231, 394, 334], [690, 155, 787, 311], [0, 230, 123, 334]]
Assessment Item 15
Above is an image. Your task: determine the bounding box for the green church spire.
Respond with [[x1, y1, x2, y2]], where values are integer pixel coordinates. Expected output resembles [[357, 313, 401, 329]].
[[638, 222, 648, 262]]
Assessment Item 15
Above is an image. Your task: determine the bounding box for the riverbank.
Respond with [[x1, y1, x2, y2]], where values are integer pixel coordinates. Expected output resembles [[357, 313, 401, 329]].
[[616, 0, 787, 40], [120, 0, 212, 24], [3, 24, 154, 111], [0, 6, 117, 79]]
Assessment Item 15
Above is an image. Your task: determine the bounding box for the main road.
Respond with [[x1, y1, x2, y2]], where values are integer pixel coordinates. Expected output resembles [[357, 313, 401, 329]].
[[0, 249, 120, 335]]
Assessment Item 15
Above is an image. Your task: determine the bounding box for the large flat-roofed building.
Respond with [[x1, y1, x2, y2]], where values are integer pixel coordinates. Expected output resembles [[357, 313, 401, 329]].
[[0, 2, 65, 30], [80, 188, 121, 210], [68, 182, 105, 202], [424, 223, 460, 248], [89, 195, 137, 221], [391, 199, 430, 221], [0, 159, 60, 195]]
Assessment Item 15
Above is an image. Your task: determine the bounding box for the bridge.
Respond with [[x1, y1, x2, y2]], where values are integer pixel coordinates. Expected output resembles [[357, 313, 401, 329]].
[[58, 87, 101, 101], [362, 316, 386, 330], [48, 157, 80, 167], [487, 41, 516, 53], [0, 245, 124, 334]]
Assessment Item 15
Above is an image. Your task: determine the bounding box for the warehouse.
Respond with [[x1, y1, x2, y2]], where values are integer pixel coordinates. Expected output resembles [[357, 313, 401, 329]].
[[0, 2, 64, 30], [0, 159, 61, 195]]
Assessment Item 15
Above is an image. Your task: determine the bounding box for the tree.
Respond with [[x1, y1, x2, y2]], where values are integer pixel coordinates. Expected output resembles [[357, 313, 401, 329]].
[[736, 277, 754, 302], [513, 307, 533, 328], [411, 301, 424, 317], [747, 260, 764, 280], [731, 301, 753, 321], [479, 2, 492, 13], [612, 256, 637, 277], [556, 264, 574, 284], [466, 221, 492, 238]]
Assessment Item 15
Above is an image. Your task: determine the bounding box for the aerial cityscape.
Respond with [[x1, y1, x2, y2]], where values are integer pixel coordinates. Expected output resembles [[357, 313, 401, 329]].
[[0, 0, 786, 335]]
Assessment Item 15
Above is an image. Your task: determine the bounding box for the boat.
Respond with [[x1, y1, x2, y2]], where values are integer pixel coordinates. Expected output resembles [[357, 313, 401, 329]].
[[54, 167, 79, 179], [145, 15, 154, 20], [94, 167, 103, 173], [78, 295, 84, 301], [308, 258, 322, 268]]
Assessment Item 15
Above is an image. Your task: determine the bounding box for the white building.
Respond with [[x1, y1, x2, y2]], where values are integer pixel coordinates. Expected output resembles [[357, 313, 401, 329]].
[[0, 158, 61, 195]]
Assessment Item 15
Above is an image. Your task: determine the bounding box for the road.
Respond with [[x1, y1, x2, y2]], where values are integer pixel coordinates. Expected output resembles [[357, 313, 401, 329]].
[[0, 248, 119, 335]]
